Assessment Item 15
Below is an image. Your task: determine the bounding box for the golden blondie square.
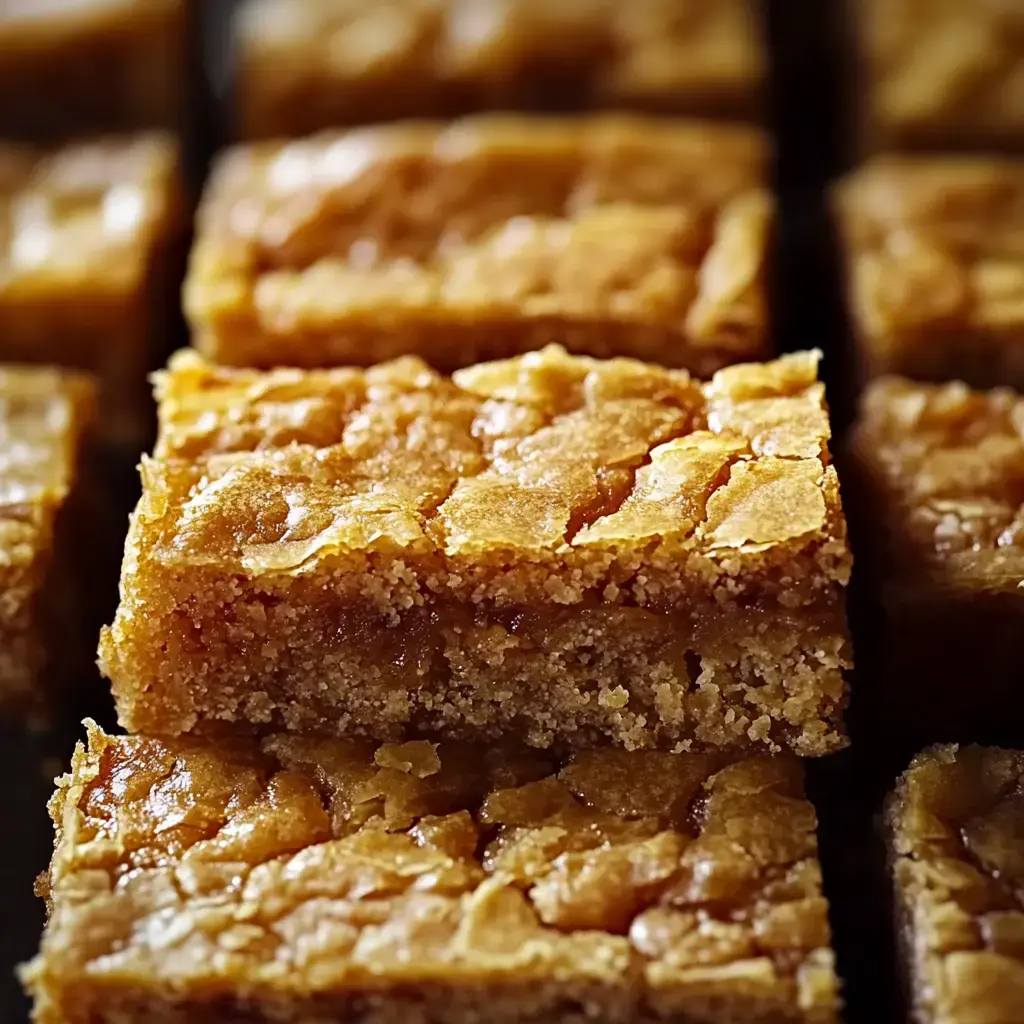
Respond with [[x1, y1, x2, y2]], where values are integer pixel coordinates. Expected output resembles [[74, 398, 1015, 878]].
[[186, 116, 773, 377], [886, 745, 1024, 1024], [99, 346, 852, 756], [0, 133, 184, 446], [23, 722, 841, 1023], [234, 0, 766, 139], [0, 0, 186, 141], [850, 0, 1024, 154], [0, 365, 95, 715], [850, 376, 1024, 742], [835, 156, 1024, 391]]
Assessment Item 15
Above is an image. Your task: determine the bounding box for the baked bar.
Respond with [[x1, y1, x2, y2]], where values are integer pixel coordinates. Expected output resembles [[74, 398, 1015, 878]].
[[850, 0, 1024, 154], [186, 116, 773, 377], [886, 745, 1024, 1024], [23, 721, 841, 1024], [0, 133, 183, 446], [850, 376, 1024, 744], [834, 156, 1024, 391], [0, 1, 186, 141], [234, 0, 766, 139], [0, 365, 95, 715], [99, 345, 852, 755]]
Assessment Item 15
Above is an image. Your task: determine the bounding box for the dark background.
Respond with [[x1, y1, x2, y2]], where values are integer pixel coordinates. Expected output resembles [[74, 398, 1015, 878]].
[[0, 2, 920, 1021]]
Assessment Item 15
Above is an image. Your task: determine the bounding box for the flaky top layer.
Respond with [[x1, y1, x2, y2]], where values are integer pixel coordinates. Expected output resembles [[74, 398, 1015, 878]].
[[197, 115, 768, 270], [0, 132, 180, 295], [140, 346, 847, 608], [854, 376, 1024, 578], [23, 721, 838, 1018], [887, 745, 1024, 1024]]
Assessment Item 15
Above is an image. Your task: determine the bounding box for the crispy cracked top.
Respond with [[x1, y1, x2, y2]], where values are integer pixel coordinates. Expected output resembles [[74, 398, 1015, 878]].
[[186, 116, 771, 370], [0, 133, 179, 297], [235, 0, 765, 134], [888, 745, 1024, 1024], [835, 157, 1024, 345], [25, 722, 838, 1019], [854, 376, 1024, 582], [855, 0, 1024, 143], [0, 364, 93, 575], [135, 346, 847, 611]]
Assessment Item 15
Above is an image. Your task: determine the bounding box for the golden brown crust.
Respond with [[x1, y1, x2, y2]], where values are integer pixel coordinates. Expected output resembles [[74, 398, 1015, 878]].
[[0, 364, 96, 712], [99, 347, 851, 755], [853, 0, 1024, 153], [852, 375, 1024, 581], [234, 0, 766, 138], [0, 133, 183, 444], [23, 722, 840, 1024], [0, 0, 186, 140], [835, 156, 1024, 389], [886, 745, 1024, 1024], [185, 116, 773, 377]]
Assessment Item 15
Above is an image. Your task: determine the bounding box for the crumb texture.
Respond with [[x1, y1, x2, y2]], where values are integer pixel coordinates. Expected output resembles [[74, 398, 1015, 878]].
[[856, 0, 1024, 149], [888, 745, 1024, 1024], [24, 723, 840, 1024], [854, 376, 1024, 572], [186, 115, 772, 375], [100, 347, 850, 756], [235, 0, 765, 136], [836, 157, 1024, 385]]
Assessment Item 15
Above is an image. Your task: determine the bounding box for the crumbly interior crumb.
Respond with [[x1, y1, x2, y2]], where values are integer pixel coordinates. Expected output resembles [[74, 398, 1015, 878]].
[[886, 745, 1024, 1024], [236, 0, 766, 137], [23, 722, 840, 1024], [0, 365, 94, 710], [186, 115, 771, 375], [100, 346, 851, 755], [835, 156, 1024, 386]]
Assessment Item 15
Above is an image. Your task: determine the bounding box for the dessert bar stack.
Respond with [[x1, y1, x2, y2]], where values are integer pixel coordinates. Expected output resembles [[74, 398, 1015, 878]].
[[28, 345, 853, 1023], [24, 3, 857, 1022]]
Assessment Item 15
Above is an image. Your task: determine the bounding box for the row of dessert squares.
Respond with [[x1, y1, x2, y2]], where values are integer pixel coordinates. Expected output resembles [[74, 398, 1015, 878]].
[[10, 137, 1024, 1021], [5, 6, 1024, 1024], [5, 0, 1024, 151]]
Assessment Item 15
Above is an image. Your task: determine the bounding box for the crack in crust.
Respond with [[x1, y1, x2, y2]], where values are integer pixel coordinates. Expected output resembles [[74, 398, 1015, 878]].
[[99, 347, 851, 755], [185, 115, 772, 377], [23, 722, 840, 1024], [234, 0, 766, 138], [886, 745, 1024, 1024]]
